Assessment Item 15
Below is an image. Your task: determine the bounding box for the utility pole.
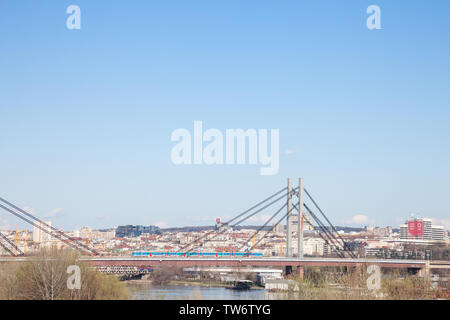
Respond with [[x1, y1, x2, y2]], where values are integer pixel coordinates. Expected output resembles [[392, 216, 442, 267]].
[[298, 178, 304, 259], [286, 178, 292, 257]]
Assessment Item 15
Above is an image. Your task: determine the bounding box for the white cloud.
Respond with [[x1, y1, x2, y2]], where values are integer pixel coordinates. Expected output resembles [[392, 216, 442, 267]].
[[154, 221, 168, 228], [247, 214, 273, 225], [43, 208, 63, 219], [0, 218, 10, 231], [49, 208, 62, 216], [430, 218, 450, 231], [394, 217, 405, 224], [346, 214, 369, 225], [282, 149, 299, 156]]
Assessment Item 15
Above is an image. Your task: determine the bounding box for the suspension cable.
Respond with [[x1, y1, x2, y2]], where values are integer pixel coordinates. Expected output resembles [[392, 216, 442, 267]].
[[303, 188, 355, 258], [0, 231, 23, 256], [0, 197, 98, 255], [239, 202, 287, 251], [250, 205, 297, 251], [180, 187, 290, 252], [301, 203, 348, 258], [226, 187, 287, 225], [0, 202, 96, 255], [301, 216, 344, 258]]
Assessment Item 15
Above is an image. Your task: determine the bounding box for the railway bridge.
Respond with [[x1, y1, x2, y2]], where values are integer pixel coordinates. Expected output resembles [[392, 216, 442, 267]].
[[2, 256, 448, 278], [81, 256, 430, 278]]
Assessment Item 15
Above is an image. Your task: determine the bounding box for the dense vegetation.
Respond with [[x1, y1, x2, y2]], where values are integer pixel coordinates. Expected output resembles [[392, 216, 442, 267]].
[[0, 247, 129, 300], [283, 267, 449, 300]]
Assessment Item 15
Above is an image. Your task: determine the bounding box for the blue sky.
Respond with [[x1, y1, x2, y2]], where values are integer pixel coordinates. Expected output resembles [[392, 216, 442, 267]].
[[0, 1, 449, 231]]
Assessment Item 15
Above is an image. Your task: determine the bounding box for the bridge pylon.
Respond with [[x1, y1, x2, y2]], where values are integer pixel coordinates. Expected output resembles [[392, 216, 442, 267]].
[[286, 178, 304, 259], [298, 178, 304, 259], [286, 178, 293, 257]]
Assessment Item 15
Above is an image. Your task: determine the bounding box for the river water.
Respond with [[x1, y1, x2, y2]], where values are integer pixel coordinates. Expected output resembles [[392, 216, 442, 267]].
[[126, 282, 285, 300]]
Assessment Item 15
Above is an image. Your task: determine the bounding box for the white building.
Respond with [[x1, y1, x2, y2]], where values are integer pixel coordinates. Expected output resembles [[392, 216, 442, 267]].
[[74, 227, 92, 239], [400, 224, 408, 239], [265, 279, 299, 291], [33, 221, 53, 244], [432, 226, 445, 241], [423, 218, 433, 240], [303, 237, 326, 256]]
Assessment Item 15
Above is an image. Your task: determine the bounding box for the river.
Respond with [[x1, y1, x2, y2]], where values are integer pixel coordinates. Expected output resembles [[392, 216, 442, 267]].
[[126, 282, 286, 300]]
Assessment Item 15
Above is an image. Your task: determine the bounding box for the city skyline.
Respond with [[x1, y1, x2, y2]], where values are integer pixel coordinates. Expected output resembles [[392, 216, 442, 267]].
[[1, 1, 449, 231], [1, 208, 449, 234]]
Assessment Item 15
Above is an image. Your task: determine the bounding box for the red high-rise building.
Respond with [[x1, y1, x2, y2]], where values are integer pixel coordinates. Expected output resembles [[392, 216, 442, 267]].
[[408, 220, 423, 238]]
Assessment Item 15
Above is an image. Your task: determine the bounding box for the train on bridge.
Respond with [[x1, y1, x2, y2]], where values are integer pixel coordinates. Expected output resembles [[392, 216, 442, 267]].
[[132, 251, 264, 258]]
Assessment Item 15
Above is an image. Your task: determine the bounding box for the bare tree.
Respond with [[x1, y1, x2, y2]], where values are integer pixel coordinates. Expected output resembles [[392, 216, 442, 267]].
[[0, 262, 20, 300], [11, 246, 129, 300], [150, 266, 184, 285], [15, 246, 73, 300]]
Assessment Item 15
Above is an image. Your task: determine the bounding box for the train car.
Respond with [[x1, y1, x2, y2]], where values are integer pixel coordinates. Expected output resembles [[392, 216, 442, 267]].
[[132, 251, 263, 258], [138, 266, 153, 272]]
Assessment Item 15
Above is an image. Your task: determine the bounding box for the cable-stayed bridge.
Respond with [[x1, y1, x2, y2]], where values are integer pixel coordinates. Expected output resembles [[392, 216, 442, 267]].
[[0, 178, 438, 277]]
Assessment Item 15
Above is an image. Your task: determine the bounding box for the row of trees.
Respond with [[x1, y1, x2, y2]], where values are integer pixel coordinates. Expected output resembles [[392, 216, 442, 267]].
[[283, 267, 449, 300], [0, 247, 129, 300]]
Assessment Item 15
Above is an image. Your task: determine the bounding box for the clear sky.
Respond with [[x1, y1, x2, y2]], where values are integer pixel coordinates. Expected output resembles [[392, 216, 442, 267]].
[[0, 1, 449, 231]]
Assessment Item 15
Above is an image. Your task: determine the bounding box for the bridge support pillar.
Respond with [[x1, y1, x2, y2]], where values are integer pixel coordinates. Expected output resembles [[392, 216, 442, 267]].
[[407, 267, 421, 276], [418, 263, 430, 279], [285, 265, 293, 277], [296, 266, 304, 279]]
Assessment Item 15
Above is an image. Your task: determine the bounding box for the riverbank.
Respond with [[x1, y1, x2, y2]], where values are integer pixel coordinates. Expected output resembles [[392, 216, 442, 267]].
[[168, 280, 229, 287]]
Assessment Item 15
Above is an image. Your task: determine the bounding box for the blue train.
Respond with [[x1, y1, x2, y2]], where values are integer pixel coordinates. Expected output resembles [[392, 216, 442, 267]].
[[132, 251, 263, 257]]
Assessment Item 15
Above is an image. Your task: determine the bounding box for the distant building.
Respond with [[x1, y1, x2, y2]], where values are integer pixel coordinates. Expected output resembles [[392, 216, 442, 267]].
[[215, 218, 231, 232], [423, 219, 433, 240], [400, 224, 408, 239], [273, 213, 315, 235], [272, 224, 284, 234], [432, 226, 445, 241], [265, 279, 299, 291], [289, 213, 314, 232], [115, 225, 161, 238], [75, 227, 92, 239], [373, 226, 393, 237], [33, 221, 52, 243], [303, 237, 326, 256], [399, 216, 445, 241]]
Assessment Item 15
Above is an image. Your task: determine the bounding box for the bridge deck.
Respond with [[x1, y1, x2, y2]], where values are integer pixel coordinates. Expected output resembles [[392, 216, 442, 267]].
[[80, 257, 427, 269], [0, 256, 432, 270]]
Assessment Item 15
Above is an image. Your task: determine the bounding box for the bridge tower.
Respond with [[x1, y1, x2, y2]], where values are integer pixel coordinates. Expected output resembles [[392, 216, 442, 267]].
[[286, 178, 304, 258], [298, 178, 304, 259], [286, 179, 293, 257]]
